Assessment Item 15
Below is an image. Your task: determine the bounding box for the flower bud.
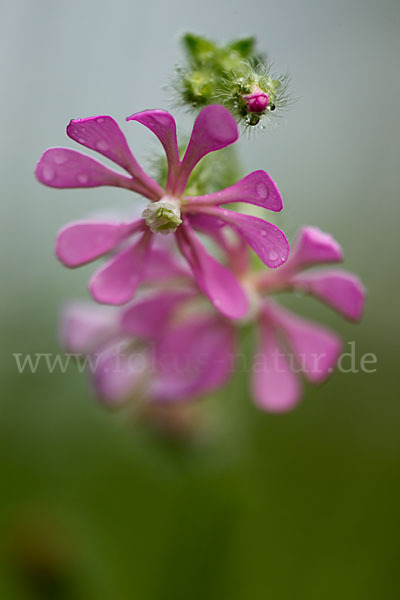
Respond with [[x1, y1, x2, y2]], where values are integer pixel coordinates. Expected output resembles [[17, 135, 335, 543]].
[[242, 84, 270, 114], [173, 34, 290, 130]]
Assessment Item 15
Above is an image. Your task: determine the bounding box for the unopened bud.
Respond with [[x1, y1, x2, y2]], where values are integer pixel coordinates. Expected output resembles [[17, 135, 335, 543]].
[[242, 85, 269, 114]]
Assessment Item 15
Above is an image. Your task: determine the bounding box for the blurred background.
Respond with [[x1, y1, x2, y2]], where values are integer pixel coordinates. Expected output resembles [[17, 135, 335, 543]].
[[1, 0, 399, 598]]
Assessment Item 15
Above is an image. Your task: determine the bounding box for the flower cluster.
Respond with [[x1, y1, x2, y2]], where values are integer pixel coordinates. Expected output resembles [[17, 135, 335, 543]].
[[59, 227, 364, 412], [36, 33, 365, 419]]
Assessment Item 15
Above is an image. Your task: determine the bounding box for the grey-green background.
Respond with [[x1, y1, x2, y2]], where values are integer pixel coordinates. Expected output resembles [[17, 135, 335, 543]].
[[1, 0, 399, 598]]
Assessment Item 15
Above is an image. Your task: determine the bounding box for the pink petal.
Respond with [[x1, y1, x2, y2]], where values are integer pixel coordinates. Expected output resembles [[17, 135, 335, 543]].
[[252, 319, 302, 412], [152, 315, 235, 402], [67, 116, 162, 198], [56, 220, 142, 267], [59, 302, 119, 354], [267, 303, 342, 383], [287, 226, 343, 271], [121, 290, 194, 340], [35, 148, 139, 191], [188, 214, 250, 275], [93, 340, 148, 405], [175, 105, 238, 194], [187, 213, 228, 251], [89, 234, 152, 305], [141, 248, 192, 284], [188, 212, 226, 233], [194, 207, 289, 268], [290, 269, 366, 322], [185, 170, 283, 212], [176, 223, 248, 319], [126, 110, 180, 190]]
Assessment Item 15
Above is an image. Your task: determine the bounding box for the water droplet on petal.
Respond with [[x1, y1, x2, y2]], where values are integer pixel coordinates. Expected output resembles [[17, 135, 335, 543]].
[[269, 250, 279, 262], [256, 182, 268, 199], [96, 140, 109, 151], [97, 117, 104, 123], [43, 165, 55, 181], [53, 153, 67, 165], [78, 137, 85, 144], [260, 230, 266, 237], [77, 174, 89, 184]]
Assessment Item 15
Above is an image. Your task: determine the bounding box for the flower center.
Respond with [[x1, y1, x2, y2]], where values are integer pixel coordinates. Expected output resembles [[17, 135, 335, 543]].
[[142, 196, 182, 235]]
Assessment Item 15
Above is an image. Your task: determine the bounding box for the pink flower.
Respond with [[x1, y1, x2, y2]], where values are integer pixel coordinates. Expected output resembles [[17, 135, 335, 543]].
[[36, 105, 289, 319], [60, 245, 233, 406], [145, 226, 366, 412], [60, 227, 365, 412], [61, 296, 234, 408]]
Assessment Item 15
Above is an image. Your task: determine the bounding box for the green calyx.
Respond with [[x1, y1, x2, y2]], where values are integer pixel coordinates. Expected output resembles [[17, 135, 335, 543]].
[[175, 33, 290, 129]]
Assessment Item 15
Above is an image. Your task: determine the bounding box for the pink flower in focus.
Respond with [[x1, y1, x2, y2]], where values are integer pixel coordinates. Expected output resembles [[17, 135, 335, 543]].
[[36, 105, 289, 319]]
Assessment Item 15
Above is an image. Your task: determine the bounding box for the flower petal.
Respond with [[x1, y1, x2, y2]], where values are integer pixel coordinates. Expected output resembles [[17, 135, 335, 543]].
[[35, 148, 138, 190], [67, 116, 162, 198], [93, 340, 148, 405], [176, 105, 238, 194], [89, 234, 151, 305], [286, 226, 343, 271], [185, 170, 282, 212], [252, 319, 302, 412], [290, 269, 366, 322], [56, 220, 142, 267], [126, 110, 180, 189], [59, 302, 119, 354], [176, 224, 248, 319], [141, 247, 191, 284], [121, 290, 194, 340], [152, 315, 235, 402], [187, 213, 228, 251], [196, 207, 289, 268], [267, 303, 342, 383]]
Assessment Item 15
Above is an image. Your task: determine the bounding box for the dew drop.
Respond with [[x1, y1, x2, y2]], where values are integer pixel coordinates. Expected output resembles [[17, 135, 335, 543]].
[[97, 117, 105, 123], [53, 153, 66, 165], [42, 165, 55, 182], [256, 182, 268, 199], [269, 250, 279, 262], [78, 137, 85, 144], [77, 173, 89, 184], [260, 230, 266, 237], [96, 140, 109, 151]]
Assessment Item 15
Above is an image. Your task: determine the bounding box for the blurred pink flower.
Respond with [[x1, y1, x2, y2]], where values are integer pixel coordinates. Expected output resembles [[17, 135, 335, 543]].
[[60, 248, 233, 406], [142, 226, 365, 412], [249, 227, 365, 411], [36, 105, 289, 319], [59, 226, 365, 412]]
